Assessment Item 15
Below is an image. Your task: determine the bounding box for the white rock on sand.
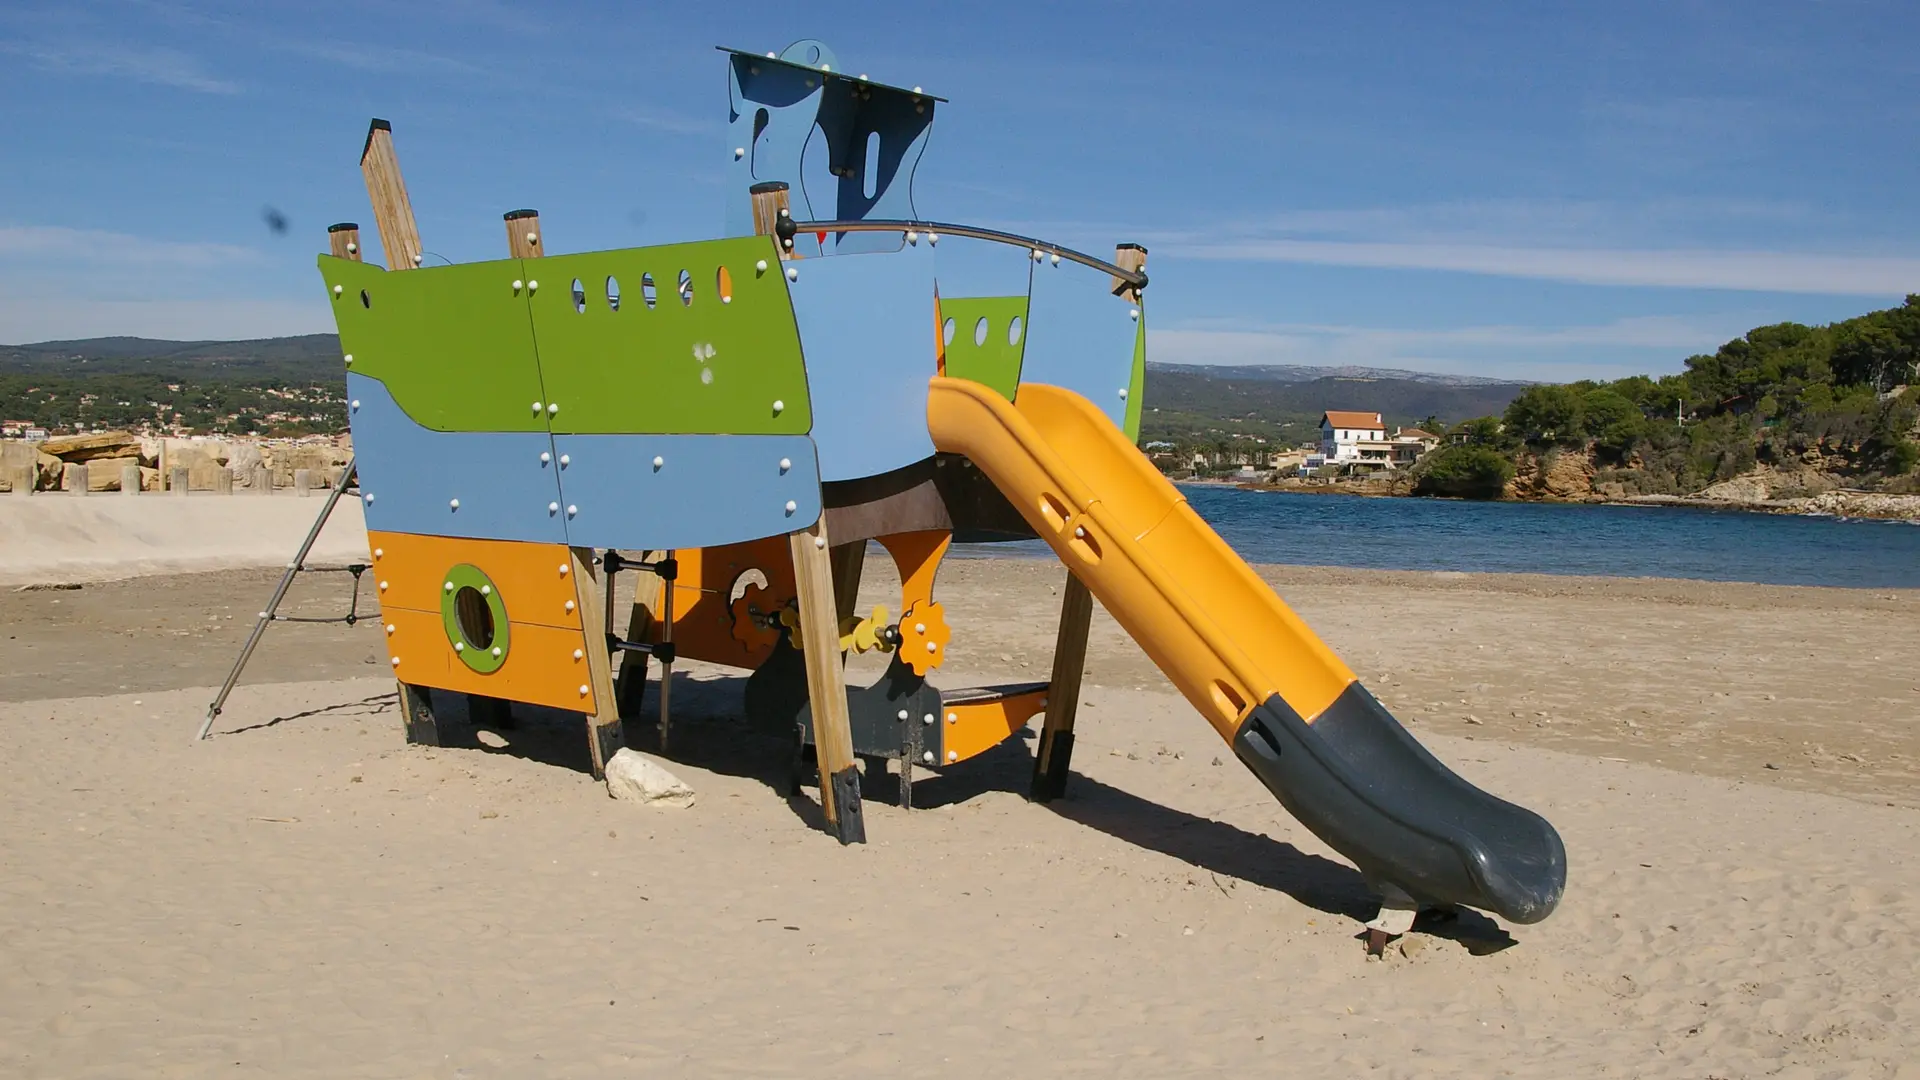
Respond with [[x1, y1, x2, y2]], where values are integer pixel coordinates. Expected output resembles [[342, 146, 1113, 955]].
[[604, 747, 695, 807]]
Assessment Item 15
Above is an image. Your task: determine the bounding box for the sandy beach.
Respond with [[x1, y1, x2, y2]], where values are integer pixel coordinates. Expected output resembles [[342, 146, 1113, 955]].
[[2, 526, 1917, 1076]]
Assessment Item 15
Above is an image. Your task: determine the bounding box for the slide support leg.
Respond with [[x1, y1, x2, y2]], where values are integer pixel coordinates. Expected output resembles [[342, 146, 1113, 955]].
[[1032, 572, 1093, 801]]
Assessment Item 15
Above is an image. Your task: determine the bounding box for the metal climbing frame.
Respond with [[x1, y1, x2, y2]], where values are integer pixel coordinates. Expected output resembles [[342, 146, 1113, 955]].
[[196, 457, 366, 740]]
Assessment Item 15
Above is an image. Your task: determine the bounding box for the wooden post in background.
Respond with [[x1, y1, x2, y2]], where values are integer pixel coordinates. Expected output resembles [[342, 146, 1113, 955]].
[[327, 222, 363, 261], [360, 120, 423, 272], [1031, 572, 1093, 801], [616, 554, 663, 717], [829, 542, 866, 625], [749, 182, 792, 245], [504, 209, 542, 259], [789, 519, 864, 843]]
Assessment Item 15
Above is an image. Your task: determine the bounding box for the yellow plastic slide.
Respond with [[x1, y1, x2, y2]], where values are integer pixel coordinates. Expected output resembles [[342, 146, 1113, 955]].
[[925, 376, 1566, 924]]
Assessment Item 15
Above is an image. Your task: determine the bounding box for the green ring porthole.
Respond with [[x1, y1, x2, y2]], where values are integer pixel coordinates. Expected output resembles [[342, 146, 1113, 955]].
[[440, 563, 511, 674]]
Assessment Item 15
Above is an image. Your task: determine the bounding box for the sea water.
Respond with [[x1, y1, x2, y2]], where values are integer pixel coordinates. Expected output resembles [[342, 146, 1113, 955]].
[[954, 485, 1920, 589]]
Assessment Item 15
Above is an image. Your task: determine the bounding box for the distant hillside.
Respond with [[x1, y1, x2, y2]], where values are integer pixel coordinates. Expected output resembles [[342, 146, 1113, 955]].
[[1, 335, 1529, 448], [1140, 364, 1531, 448], [1, 335, 340, 380]]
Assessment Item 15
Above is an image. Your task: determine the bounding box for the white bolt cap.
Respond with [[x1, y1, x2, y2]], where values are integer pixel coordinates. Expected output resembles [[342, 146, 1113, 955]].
[[558, 563, 569, 575], [573, 648, 584, 660], [772, 399, 785, 413], [363, 493, 373, 503], [1050, 253, 1060, 266], [947, 750, 958, 762], [923, 714, 934, 725], [547, 402, 558, 414], [454, 642, 464, 652], [897, 709, 909, 720], [1130, 308, 1140, 320], [532, 401, 543, 412], [756, 259, 768, 273], [373, 548, 383, 557], [948, 712, 958, 723], [913, 86, 923, 93], [926, 642, 937, 653], [526, 231, 538, 244], [914, 623, 926, 633], [411, 253, 422, 265], [734, 147, 745, 159], [385, 623, 395, 634], [1075, 526, 1086, 538], [548, 501, 559, 513], [906, 230, 918, 244], [1032, 248, 1044, 260], [491, 646, 502, 657], [350, 399, 360, 410], [565, 600, 576, 612], [579, 684, 590, 696], [379, 580, 389, 591], [480, 585, 491, 595], [786, 267, 798, 282], [566, 505, 578, 516], [540, 451, 551, 463], [778, 457, 791, 472], [814, 535, 827, 549], [346, 242, 357, 254], [923, 751, 935, 763], [513, 279, 524, 290], [527, 280, 538, 291], [559, 454, 570, 466], [390, 656, 401, 666], [333, 284, 343, 295], [444, 581, 455, 592], [1118, 388, 1129, 399], [785, 500, 797, 513], [449, 498, 460, 509], [652, 455, 664, 468], [343, 353, 353, 364]]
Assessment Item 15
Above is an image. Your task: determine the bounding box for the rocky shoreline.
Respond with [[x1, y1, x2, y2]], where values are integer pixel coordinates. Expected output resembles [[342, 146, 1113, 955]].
[[1238, 475, 1920, 521]]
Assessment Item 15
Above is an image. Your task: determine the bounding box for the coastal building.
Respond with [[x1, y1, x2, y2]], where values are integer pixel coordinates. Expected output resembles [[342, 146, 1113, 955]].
[[1390, 426, 1440, 467], [1318, 411, 1393, 470]]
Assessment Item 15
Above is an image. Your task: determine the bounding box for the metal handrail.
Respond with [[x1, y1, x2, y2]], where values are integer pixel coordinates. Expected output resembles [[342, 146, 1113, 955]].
[[781, 218, 1147, 289]]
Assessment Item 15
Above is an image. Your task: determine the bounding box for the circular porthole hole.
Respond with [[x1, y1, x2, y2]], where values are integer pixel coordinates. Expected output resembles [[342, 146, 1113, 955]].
[[677, 268, 694, 306], [942, 317, 956, 347], [571, 278, 586, 314], [1007, 314, 1024, 346], [973, 316, 989, 347], [359, 289, 371, 309], [606, 275, 621, 311], [454, 586, 495, 649]]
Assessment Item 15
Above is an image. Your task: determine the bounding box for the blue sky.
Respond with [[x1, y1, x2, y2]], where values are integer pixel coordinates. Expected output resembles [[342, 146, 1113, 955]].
[[2, 0, 1916, 380]]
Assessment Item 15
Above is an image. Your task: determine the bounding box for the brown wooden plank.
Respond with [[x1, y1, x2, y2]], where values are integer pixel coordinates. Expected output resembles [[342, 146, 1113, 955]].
[[327, 222, 363, 261], [571, 546, 625, 778], [788, 519, 864, 841], [359, 120, 423, 272], [1031, 571, 1093, 801], [829, 541, 866, 624]]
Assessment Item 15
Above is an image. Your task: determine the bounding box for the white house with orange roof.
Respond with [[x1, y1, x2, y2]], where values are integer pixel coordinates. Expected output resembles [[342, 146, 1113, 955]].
[[1317, 410, 1394, 469]]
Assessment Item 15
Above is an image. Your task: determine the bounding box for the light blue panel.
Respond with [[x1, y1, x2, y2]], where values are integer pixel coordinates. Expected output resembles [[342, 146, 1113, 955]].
[[725, 53, 826, 256], [1020, 257, 1140, 429], [346, 373, 569, 544], [932, 236, 1033, 302], [814, 84, 935, 255], [786, 243, 939, 481], [550, 433, 823, 550]]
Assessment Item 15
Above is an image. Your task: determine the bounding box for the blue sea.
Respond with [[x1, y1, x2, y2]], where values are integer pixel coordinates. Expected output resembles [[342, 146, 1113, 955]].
[[955, 485, 1920, 589]]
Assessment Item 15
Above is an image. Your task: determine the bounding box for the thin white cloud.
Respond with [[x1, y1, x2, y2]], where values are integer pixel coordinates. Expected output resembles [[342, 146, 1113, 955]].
[[1148, 313, 1764, 379], [277, 40, 480, 77], [614, 106, 712, 136], [1162, 239, 1920, 296], [0, 39, 238, 94], [0, 226, 264, 268]]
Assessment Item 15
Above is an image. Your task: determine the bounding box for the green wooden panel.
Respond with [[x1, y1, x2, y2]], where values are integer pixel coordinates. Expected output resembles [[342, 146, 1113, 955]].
[[940, 295, 1028, 402], [1122, 312, 1146, 441], [526, 236, 812, 435], [318, 256, 547, 433]]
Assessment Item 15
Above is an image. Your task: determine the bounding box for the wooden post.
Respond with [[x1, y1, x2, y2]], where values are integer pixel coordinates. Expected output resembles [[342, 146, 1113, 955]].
[[169, 467, 189, 495], [1031, 572, 1093, 801], [1112, 243, 1147, 303], [65, 463, 88, 495], [360, 120, 424, 272], [213, 467, 233, 494], [1112, 243, 1147, 304], [829, 542, 866, 624], [327, 222, 363, 261], [572, 547, 625, 778], [750, 182, 792, 246], [120, 465, 140, 495], [504, 209, 542, 259], [789, 518, 865, 843]]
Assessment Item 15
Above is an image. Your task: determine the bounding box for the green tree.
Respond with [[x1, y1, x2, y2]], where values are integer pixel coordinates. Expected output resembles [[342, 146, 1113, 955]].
[[1413, 446, 1514, 499], [1580, 389, 1645, 460], [1504, 384, 1586, 445]]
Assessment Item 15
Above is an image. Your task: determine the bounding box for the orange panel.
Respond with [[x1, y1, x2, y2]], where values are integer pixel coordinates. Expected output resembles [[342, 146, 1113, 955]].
[[657, 537, 796, 669], [382, 607, 600, 713], [942, 688, 1049, 764], [368, 531, 581, 630]]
